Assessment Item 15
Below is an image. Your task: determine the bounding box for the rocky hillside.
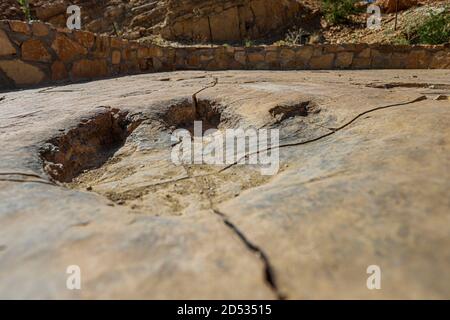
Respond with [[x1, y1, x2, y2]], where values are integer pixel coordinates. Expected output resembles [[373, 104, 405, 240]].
[[1, 0, 448, 44], [1, 0, 315, 42]]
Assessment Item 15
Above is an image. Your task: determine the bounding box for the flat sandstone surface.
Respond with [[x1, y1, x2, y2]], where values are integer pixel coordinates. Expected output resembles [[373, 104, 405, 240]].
[[0, 70, 449, 299]]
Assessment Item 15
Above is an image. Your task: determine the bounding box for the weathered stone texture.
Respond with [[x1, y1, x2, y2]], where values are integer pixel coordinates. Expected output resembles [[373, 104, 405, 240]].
[[31, 22, 49, 37], [51, 60, 68, 81], [0, 59, 45, 85], [71, 59, 108, 79], [0, 29, 16, 56], [22, 39, 52, 62], [8, 20, 30, 34], [1, 70, 449, 299], [52, 34, 88, 62]]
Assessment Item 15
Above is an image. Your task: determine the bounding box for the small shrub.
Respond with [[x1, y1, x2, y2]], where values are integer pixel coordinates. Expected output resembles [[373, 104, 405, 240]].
[[17, 0, 31, 21], [415, 8, 450, 44], [283, 27, 311, 45], [392, 36, 411, 45], [244, 39, 254, 47], [321, 0, 359, 25]]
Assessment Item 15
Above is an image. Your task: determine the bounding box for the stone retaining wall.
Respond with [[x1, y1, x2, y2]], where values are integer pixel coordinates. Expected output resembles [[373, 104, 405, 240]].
[[1, 20, 449, 89]]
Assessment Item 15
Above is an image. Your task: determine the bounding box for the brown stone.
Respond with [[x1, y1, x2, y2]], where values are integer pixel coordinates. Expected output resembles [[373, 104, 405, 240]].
[[309, 54, 335, 69], [324, 45, 346, 53], [429, 51, 450, 69], [234, 51, 246, 65], [93, 36, 110, 58], [51, 61, 68, 81], [31, 22, 49, 37], [137, 47, 149, 59], [122, 49, 137, 61], [111, 38, 127, 49], [358, 48, 371, 58], [200, 54, 213, 62], [152, 57, 163, 71], [74, 31, 95, 49], [129, 41, 140, 50], [206, 56, 229, 70], [335, 52, 354, 68], [352, 57, 371, 69], [280, 48, 295, 61], [296, 46, 314, 62], [192, 17, 211, 42], [139, 59, 149, 71], [0, 59, 45, 85], [265, 51, 279, 63], [248, 52, 265, 64], [157, 0, 301, 42], [112, 51, 121, 65], [52, 34, 88, 62], [209, 7, 240, 41], [22, 39, 52, 62], [390, 52, 408, 68], [55, 27, 72, 34], [313, 46, 324, 56], [148, 46, 164, 58], [406, 50, 431, 69], [371, 50, 392, 68], [376, 0, 418, 13], [0, 30, 16, 57], [9, 21, 30, 34], [187, 54, 201, 67], [35, 2, 66, 20], [71, 59, 108, 79]]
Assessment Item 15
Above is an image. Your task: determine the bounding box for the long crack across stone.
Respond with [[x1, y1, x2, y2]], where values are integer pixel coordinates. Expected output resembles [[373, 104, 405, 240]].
[[212, 208, 286, 300], [220, 95, 428, 173]]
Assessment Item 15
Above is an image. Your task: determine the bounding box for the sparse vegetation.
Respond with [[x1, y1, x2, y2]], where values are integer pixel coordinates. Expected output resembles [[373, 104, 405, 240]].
[[415, 8, 450, 44], [321, 0, 359, 25], [394, 7, 449, 45], [285, 27, 310, 45], [392, 36, 411, 45], [244, 39, 254, 47], [16, 0, 31, 21]]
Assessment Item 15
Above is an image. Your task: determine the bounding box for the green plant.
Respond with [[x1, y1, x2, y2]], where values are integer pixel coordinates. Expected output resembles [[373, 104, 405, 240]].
[[17, 0, 31, 21], [244, 39, 254, 47], [321, 0, 358, 25], [392, 36, 411, 45], [415, 8, 450, 44], [283, 27, 310, 45]]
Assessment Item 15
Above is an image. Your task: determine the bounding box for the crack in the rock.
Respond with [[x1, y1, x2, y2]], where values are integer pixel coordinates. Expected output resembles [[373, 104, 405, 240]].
[[0, 172, 57, 186], [197, 96, 427, 299], [212, 207, 286, 300], [366, 82, 450, 90], [327, 95, 427, 131], [219, 95, 428, 173], [0, 178, 57, 186], [192, 77, 218, 117], [197, 176, 285, 300], [0, 172, 49, 179]]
